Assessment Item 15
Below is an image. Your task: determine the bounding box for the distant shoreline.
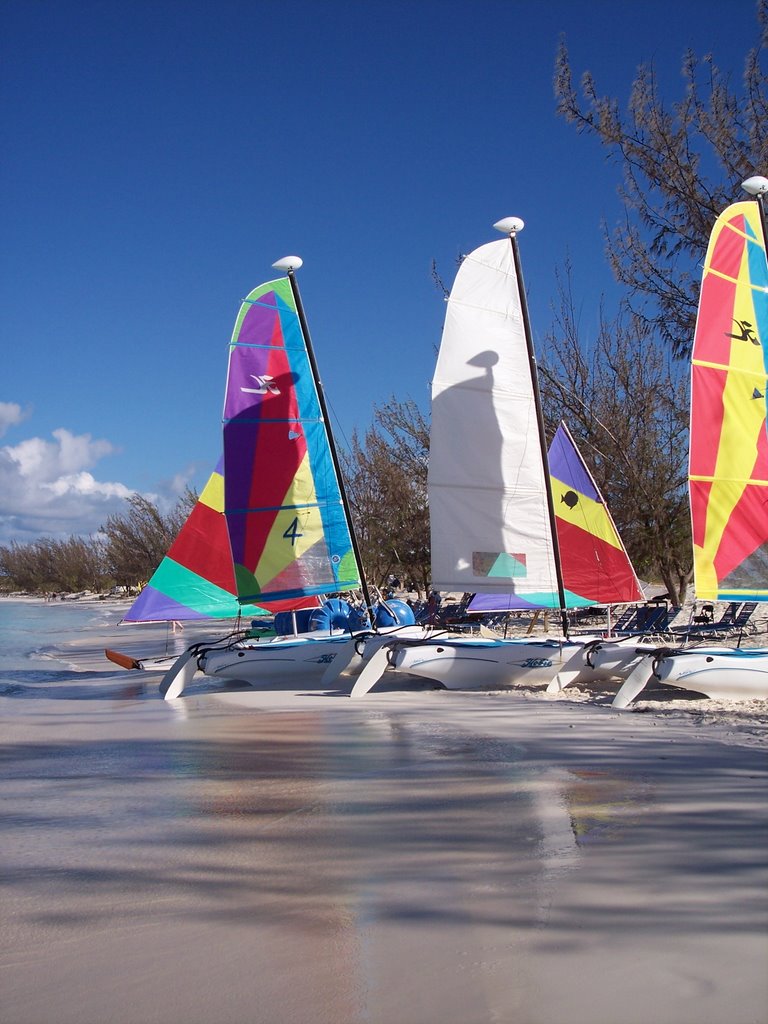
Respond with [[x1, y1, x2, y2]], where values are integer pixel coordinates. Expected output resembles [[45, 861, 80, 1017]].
[[1, 591, 133, 607]]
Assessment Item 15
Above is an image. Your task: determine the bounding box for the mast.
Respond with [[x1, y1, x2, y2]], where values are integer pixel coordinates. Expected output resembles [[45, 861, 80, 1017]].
[[493, 218, 569, 636], [273, 257, 376, 620]]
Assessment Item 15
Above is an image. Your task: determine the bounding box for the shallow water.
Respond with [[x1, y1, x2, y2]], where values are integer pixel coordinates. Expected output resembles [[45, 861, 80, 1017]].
[[0, 598, 114, 682], [0, 598, 199, 701]]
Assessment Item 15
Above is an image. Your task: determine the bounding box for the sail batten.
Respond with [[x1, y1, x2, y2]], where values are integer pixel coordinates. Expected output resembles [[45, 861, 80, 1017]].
[[690, 198, 768, 602]]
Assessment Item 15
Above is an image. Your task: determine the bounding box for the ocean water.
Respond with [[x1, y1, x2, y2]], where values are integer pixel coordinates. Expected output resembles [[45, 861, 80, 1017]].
[[0, 598, 120, 695]]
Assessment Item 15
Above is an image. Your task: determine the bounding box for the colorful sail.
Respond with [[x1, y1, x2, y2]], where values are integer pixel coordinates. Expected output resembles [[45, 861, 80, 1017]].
[[689, 199, 768, 602], [223, 276, 361, 604], [428, 237, 560, 602], [122, 458, 272, 623], [549, 421, 643, 604], [468, 422, 643, 613]]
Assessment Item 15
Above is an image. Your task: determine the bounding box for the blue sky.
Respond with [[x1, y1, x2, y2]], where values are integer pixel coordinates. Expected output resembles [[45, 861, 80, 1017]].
[[0, 0, 761, 542]]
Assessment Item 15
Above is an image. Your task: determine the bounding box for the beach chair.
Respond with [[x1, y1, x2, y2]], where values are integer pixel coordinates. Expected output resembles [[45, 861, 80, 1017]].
[[566, 604, 611, 635], [605, 606, 640, 634], [671, 601, 753, 640], [672, 602, 726, 638], [435, 600, 471, 626], [582, 604, 646, 638], [692, 603, 715, 626], [615, 603, 674, 639], [712, 602, 743, 629], [724, 601, 758, 638]]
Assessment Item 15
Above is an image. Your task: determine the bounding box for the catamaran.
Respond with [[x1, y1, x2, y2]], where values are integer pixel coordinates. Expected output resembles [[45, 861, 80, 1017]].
[[598, 176, 768, 707], [352, 219, 641, 696], [158, 256, 417, 700]]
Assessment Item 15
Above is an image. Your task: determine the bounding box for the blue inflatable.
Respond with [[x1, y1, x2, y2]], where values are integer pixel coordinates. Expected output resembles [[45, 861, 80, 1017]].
[[274, 598, 414, 634], [307, 597, 357, 631], [273, 608, 316, 635], [374, 599, 416, 627]]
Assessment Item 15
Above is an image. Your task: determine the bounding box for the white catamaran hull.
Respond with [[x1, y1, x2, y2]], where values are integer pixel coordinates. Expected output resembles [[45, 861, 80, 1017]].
[[196, 624, 432, 689], [198, 632, 358, 686], [562, 639, 682, 685], [389, 637, 594, 690], [652, 647, 768, 700], [545, 639, 644, 693]]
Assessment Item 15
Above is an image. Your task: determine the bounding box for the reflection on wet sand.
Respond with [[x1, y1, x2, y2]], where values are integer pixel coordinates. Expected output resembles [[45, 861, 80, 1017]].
[[2, 699, 606, 1022], [149, 710, 656, 1022], [2, 668, 765, 1024]]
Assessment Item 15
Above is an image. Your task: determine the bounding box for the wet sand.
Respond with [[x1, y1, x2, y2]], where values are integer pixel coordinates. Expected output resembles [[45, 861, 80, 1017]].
[[1, 615, 767, 1024]]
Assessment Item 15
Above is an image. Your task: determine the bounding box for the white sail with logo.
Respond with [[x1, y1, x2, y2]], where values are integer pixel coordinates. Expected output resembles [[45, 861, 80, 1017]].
[[428, 237, 560, 604]]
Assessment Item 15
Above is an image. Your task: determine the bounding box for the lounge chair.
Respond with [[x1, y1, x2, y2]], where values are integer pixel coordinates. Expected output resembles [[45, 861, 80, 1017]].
[[672, 602, 733, 637], [671, 601, 757, 640], [567, 604, 637, 637], [603, 606, 640, 634], [692, 603, 716, 625], [614, 603, 675, 639], [724, 601, 758, 637], [713, 602, 744, 628]]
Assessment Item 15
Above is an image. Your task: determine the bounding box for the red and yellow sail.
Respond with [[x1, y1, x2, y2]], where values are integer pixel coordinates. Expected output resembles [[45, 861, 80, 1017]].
[[690, 199, 768, 601]]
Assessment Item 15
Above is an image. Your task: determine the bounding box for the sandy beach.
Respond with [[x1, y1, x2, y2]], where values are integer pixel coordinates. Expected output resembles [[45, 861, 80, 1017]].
[[1, 603, 767, 1024]]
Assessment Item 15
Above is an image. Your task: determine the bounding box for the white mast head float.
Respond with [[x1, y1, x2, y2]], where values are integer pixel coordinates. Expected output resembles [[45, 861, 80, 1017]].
[[272, 256, 304, 272], [742, 176, 768, 197], [493, 216, 525, 236]]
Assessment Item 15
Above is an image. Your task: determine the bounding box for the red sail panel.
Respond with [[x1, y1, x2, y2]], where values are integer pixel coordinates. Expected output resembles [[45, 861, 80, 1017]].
[[556, 518, 644, 605]]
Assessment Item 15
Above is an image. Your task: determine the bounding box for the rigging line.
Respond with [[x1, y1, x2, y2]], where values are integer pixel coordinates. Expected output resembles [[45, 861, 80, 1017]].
[[324, 394, 354, 453]]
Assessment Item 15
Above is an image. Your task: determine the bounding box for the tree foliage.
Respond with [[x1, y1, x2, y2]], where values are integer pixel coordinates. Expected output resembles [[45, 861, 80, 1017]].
[[541, 4, 767, 601], [100, 490, 197, 588], [0, 491, 197, 594], [0, 536, 110, 593], [342, 397, 431, 595], [539, 267, 691, 603], [554, 1, 768, 357]]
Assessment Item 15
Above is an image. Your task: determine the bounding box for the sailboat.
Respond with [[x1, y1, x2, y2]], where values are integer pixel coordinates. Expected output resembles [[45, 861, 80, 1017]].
[[352, 219, 618, 696], [159, 256, 416, 700], [605, 175, 768, 707]]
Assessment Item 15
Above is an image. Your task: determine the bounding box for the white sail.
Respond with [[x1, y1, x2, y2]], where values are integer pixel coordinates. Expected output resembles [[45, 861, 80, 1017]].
[[428, 238, 559, 600]]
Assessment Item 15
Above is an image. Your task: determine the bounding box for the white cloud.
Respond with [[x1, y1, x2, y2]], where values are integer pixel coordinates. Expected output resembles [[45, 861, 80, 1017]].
[[0, 427, 135, 543], [7, 428, 115, 479], [0, 402, 28, 438], [42, 471, 133, 499]]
